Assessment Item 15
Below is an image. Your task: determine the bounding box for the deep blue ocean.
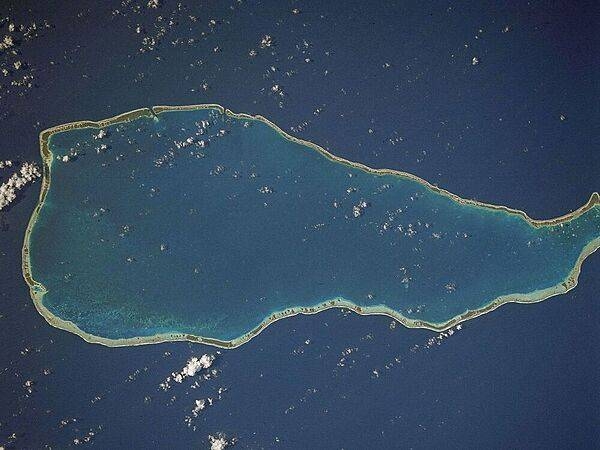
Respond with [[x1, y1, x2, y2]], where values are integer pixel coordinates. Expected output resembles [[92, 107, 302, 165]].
[[0, 0, 598, 448]]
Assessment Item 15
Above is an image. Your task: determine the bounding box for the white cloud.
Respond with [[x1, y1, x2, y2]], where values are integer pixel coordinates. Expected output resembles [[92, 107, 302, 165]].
[[0, 162, 41, 210], [159, 354, 216, 390], [208, 433, 236, 450], [181, 354, 215, 378]]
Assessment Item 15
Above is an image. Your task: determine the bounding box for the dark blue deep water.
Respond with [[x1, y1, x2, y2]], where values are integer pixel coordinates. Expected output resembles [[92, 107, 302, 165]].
[[1, 0, 598, 448]]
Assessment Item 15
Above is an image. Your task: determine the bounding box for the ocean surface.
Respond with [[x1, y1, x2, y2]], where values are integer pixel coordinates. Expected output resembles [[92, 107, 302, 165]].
[[1, 0, 598, 448]]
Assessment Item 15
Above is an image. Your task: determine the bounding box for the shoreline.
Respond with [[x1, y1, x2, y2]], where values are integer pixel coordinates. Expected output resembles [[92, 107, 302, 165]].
[[22, 103, 600, 349]]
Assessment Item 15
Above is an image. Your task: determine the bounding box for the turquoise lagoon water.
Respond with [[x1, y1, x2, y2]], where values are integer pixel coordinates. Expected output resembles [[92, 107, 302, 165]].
[[28, 107, 600, 341]]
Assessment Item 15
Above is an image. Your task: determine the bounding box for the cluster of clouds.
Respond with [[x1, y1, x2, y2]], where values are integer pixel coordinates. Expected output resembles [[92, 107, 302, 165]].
[[0, 161, 41, 210], [186, 386, 227, 423], [0, 17, 52, 99], [410, 324, 463, 352], [159, 354, 215, 390], [93, 129, 108, 140], [352, 199, 369, 218], [180, 354, 214, 379], [0, 34, 14, 51], [184, 387, 227, 428], [72, 426, 102, 446], [208, 433, 237, 450], [155, 354, 229, 430]]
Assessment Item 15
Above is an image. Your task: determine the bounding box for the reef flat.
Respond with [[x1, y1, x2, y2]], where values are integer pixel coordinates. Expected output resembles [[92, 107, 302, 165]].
[[22, 104, 600, 348]]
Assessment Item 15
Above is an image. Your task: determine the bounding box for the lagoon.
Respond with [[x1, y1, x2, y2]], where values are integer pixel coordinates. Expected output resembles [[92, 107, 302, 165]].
[[23, 105, 600, 347]]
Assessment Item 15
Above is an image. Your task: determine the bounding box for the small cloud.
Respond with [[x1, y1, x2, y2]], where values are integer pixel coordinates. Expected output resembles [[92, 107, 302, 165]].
[[208, 433, 236, 450]]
